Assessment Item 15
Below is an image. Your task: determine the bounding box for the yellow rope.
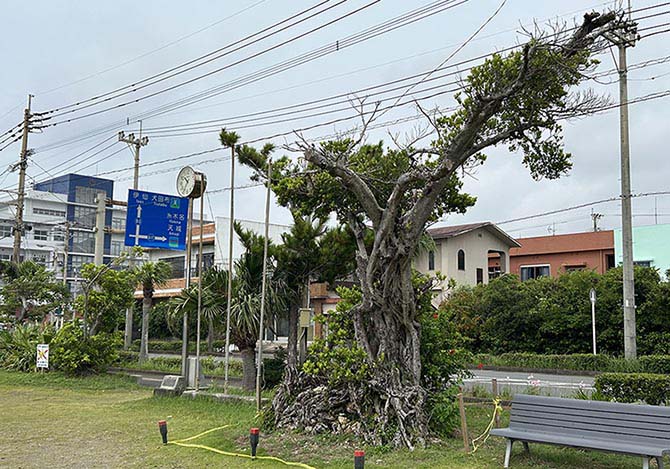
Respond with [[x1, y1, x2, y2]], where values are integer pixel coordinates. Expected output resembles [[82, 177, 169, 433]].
[[469, 397, 503, 454], [167, 425, 317, 469]]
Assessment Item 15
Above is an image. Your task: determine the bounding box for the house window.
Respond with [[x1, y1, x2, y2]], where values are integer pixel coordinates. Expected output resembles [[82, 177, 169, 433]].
[[564, 265, 586, 272], [606, 254, 615, 270], [110, 240, 124, 256], [74, 206, 97, 228], [112, 217, 125, 230], [0, 225, 12, 238], [428, 250, 435, 271], [488, 266, 502, 280], [52, 232, 65, 242], [457, 249, 465, 271], [33, 207, 66, 218], [32, 254, 47, 266], [71, 231, 95, 254], [69, 255, 87, 277], [520, 265, 550, 281], [160, 256, 185, 279], [33, 230, 48, 241], [634, 260, 652, 268], [196, 252, 215, 271], [75, 186, 100, 205], [476, 268, 484, 285]]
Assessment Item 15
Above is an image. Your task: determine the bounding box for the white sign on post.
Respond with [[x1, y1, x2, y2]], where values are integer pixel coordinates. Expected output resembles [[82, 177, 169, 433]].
[[36, 344, 49, 369]]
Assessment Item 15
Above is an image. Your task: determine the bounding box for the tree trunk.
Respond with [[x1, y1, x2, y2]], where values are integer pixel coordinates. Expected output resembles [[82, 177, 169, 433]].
[[139, 295, 151, 362], [286, 302, 299, 369], [240, 347, 256, 391], [272, 239, 429, 449], [207, 317, 214, 353]]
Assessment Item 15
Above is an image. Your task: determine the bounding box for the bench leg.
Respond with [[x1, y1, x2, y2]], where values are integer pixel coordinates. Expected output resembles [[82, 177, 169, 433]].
[[642, 456, 649, 469], [504, 439, 514, 468], [522, 442, 530, 454], [657, 457, 664, 469]]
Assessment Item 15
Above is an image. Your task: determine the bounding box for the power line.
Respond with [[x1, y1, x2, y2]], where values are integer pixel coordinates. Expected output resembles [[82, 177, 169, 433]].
[[38, 0, 465, 127], [35, 0, 269, 96], [36, 0, 341, 115]]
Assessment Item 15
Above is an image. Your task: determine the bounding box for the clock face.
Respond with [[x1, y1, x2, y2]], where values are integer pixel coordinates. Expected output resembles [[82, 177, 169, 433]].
[[177, 166, 196, 197]]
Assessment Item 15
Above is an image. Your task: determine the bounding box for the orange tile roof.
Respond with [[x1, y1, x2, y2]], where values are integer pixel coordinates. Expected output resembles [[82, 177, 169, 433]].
[[511, 230, 614, 256]]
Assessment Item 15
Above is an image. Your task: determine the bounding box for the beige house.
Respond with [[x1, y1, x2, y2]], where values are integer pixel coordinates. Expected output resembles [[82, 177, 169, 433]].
[[415, 222, 519, 303]]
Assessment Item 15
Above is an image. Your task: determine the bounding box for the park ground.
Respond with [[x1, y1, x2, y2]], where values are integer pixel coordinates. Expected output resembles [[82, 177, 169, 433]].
[[0, 370, 663, 469]]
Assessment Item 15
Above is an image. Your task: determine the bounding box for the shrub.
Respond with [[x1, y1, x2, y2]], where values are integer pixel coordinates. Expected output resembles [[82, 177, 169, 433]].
[[639, 355, 670, 374], [50, 322, 121, 375], [0, 324, 56, 371], [594, 373, 670, 405], [472, 353, 640, 373]]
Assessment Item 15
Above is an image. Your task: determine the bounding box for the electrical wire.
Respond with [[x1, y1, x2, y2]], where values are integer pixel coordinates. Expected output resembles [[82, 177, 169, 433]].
[[36, 0, 341, 115], [35, 0, 269, 96], [39, 0, 466, 126], [27, 3, 664, 153]]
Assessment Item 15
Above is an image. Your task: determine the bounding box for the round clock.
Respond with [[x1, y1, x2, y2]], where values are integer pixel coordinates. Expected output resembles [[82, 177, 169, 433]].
[[176, 166, 206, 198]]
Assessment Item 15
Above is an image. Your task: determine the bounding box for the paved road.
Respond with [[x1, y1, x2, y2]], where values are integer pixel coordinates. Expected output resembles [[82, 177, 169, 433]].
[[464, 369, 594, 397]]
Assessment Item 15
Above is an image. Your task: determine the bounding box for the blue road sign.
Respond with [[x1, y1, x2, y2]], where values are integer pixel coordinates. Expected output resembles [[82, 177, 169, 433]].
[[124, 189, 189, 251]]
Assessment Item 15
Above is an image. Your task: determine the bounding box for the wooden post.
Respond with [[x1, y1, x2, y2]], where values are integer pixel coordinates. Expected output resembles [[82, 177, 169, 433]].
[[492, 378, 501, 428], [458, 392, 470, 452]]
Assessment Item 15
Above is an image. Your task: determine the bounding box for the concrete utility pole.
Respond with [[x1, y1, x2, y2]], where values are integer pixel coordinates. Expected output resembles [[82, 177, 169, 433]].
[[120, 124, 147, 350], [118, 121, 149, 190], [256, 159, 272, 411], [591, 211, 603, 232], [223, 144, 236, 394], [94, 192, 106, 265], [607, 4, 638, 359], [12, 95, 33, 264]]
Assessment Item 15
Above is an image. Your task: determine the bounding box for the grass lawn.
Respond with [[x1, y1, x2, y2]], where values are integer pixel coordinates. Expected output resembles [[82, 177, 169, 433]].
[[0, 370, 662, 468]]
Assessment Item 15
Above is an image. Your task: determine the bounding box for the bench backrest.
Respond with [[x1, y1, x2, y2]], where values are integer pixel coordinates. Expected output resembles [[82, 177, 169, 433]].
[[509, 394, 670, 445]]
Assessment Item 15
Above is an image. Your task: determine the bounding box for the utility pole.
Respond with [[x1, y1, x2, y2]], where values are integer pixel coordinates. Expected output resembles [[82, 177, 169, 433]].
[[223, 144, 236, 394], [118, 121, 149, 190], [607, 3, 638, 359], [12, 95, 33, 264], [256, 159, 272, 411], [120, 123, 147, 350], [591, 211, 603, 232], [94, 192, 106, 265]]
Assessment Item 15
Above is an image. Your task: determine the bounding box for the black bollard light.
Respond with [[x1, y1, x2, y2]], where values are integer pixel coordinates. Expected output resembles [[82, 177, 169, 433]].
[[158, 420, 168, 445], [354, 450, 365, 468], [250, 427, 260, 457]]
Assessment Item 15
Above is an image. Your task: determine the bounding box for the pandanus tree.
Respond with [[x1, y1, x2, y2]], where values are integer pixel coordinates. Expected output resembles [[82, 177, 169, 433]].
[[235, 12, 633, 447]]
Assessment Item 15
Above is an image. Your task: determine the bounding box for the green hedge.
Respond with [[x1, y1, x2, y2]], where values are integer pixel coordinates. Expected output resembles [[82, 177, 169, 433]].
[[130, 339, 229, 353], [472, 353, 641, 373], [639, 355, 670, 374], [595, 373, 670, 405]]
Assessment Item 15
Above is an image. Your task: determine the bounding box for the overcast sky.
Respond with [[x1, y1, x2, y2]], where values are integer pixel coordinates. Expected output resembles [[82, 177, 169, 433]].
[[1, 0, 668, 238]]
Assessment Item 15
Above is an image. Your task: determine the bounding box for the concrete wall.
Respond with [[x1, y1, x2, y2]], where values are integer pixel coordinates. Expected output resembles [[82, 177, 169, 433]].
[[614, 224, 670, 279]]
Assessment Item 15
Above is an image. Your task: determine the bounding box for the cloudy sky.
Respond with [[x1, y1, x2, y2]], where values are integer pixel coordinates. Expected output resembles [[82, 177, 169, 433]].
[[1, 0, 668, 238]]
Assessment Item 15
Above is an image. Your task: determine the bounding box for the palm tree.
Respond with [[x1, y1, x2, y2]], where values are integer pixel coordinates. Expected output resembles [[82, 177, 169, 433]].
[[133, 261, 171, 362]]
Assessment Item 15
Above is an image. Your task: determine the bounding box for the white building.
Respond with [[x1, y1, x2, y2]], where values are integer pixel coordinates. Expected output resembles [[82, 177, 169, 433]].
[[415, 222, 519, 303], [0, 174, 128, 293]]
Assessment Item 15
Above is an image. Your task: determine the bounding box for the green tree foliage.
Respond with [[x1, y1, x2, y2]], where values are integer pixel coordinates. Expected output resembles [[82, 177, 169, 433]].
[[441, 267, 670, 356], [74, 264, 136, 335], [50, 321, 121, 375], [0, 261, 69, 323]]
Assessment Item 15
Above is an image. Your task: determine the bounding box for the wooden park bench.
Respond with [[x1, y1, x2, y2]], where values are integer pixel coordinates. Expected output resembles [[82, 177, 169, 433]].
[[490, 394, 670, 468]]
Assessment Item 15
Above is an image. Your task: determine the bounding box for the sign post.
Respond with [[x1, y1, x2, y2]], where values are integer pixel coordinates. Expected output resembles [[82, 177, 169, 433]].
[[589, 288, 597, 355], [36, 343, 49, 370]]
